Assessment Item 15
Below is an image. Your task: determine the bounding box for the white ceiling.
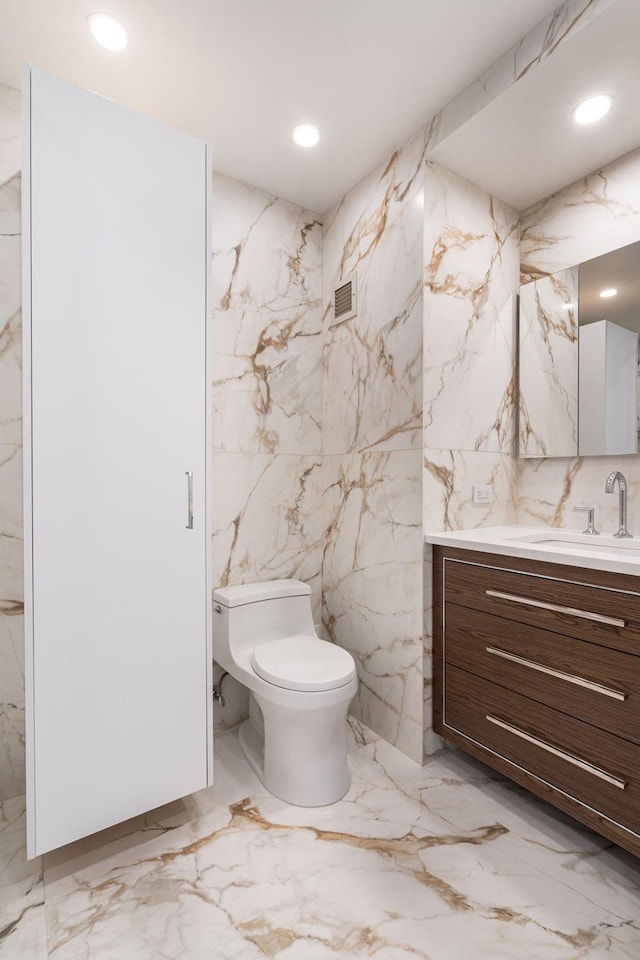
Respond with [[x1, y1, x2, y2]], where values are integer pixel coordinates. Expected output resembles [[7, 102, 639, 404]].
[[0, 0, 562, 213], [430, 0, 640, 211]]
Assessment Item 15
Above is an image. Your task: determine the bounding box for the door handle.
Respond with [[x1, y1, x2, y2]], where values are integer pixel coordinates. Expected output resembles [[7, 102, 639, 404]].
[[185, 471, 193, 529]]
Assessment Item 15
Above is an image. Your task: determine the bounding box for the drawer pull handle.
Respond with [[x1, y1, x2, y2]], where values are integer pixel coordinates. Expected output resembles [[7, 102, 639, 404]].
[[486, 715, 627, 790], [486, 646, 627, 702], [485, 589, 626, 629]]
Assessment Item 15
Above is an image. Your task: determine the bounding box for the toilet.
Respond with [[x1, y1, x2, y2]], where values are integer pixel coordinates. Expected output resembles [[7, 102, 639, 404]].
[[213, 579, 357, 806]]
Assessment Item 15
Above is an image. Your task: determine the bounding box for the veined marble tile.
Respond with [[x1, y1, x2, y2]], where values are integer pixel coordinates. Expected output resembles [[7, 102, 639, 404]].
[[0, 610, 22, 711], [0, 233, 21, 448], [0, 170, 19, 235], [0, 607, 24, 800], [516, 454, 640, 533], [0, 445, 22, 606], [520, 146, 640, 282], [346, 715, 379, 753], [211, 171, 322, 312], [519, 268, 579, 458], [321, 126, 425, 311], [212, 304, 321, 455], [0, 796, 41, 908], [0, 87, 21, 464], [425, 0, 617, 153], [423, 448, 516, 533], [0, 84, 20, 194], [423, 162, 519, 454], [212, 452, 322, 620], [210, 172, 323, 729], [0, 895, 47, 960], [0, 704, 24, 802], [322, 450, 423, 762], [323, 293, 423, 454], [41, 757, 488, 959], [43, 803, 479, 960], [322, 128, 425, 454], [0, 137, 23, 803], [40, 728, 640, 960]]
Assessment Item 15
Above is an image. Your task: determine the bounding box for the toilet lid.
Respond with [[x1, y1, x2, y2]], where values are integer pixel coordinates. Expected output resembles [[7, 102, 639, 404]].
[[251, 636, 356, 692]]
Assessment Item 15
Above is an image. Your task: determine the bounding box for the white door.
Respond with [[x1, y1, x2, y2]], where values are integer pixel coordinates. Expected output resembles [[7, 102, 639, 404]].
[[22, 67, 212, 857]]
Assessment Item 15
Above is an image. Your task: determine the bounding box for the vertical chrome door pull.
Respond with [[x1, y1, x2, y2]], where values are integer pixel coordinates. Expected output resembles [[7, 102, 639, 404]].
[[185, 471, 193, 529]]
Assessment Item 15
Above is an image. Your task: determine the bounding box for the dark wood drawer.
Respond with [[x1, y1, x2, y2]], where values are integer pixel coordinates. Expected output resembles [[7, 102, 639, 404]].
[[443, 557, 640, 655], [446, 666, 640, 835], [445, 603, 640, 745]]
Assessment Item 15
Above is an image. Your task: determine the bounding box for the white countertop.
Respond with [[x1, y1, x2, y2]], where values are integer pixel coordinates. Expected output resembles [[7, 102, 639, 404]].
[[424, 525, 640, 577]]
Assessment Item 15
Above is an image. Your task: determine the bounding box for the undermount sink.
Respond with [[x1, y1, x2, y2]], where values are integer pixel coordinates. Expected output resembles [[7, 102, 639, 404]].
[[506, 532, 640, 556]]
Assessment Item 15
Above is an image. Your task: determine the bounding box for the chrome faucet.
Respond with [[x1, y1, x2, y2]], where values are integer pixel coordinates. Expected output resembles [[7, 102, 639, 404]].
[[572, 505, 599, 535], [605, 471, 633, 538]]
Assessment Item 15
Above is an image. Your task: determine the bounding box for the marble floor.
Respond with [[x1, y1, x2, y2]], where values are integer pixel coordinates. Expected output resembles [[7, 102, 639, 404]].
[[1, 720, 640, 959]]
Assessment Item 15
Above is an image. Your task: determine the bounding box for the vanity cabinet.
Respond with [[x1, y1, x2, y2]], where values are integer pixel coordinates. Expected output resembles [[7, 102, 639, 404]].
[[433, 547, 640, 857]]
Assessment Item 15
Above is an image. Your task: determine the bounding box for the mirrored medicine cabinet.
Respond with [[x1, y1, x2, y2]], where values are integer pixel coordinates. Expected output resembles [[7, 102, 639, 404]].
[[518, 238, 640, 458]]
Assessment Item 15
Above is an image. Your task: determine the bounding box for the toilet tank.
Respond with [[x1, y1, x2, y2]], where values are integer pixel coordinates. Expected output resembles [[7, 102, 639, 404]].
[[212, 579, 316, 665]]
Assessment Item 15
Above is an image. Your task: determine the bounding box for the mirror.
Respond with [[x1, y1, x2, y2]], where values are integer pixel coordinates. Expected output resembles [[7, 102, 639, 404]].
[[518, 239, 640, 458]]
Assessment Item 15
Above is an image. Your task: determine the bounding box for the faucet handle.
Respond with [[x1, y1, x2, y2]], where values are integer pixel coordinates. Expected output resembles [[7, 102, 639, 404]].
[[573, 505, 599, 535]]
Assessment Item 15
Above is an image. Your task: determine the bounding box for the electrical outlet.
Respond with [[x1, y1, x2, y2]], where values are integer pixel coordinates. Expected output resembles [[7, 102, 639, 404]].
[[472, 484, 494, 505]]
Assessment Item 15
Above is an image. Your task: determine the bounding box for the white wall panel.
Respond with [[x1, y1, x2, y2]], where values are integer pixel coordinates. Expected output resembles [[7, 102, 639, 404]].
[[23, 67, 211, 856]]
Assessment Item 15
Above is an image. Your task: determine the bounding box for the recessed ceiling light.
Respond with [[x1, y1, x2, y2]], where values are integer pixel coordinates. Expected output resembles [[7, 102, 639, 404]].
[[88, 12, 129, 51], [292, 124, 320, 148], [600, 288, 618, 298], [573, 95, 612, 125]]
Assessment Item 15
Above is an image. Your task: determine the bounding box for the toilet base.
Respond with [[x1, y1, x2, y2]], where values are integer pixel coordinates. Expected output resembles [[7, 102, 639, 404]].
[[237, 690, 352, 807], [238, 716, 266, 784]]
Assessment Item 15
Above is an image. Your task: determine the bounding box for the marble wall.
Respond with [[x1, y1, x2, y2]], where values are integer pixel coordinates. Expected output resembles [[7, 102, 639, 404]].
[[422, 161, 520, 759], [211, 171, 324, 729], [423, 162, 520, 534], [518, 267, 579, 458], [321, 129, 426, 763], [0, 83, 24, 802], [518, 146, 640, 532]]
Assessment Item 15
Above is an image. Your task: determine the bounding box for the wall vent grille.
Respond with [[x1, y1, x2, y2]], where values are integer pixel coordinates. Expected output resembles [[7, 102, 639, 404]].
[[331, 273, 357, 326]]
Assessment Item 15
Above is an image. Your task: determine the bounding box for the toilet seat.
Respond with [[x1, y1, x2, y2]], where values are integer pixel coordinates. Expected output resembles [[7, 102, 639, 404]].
[[251, 636, 356, 692]]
